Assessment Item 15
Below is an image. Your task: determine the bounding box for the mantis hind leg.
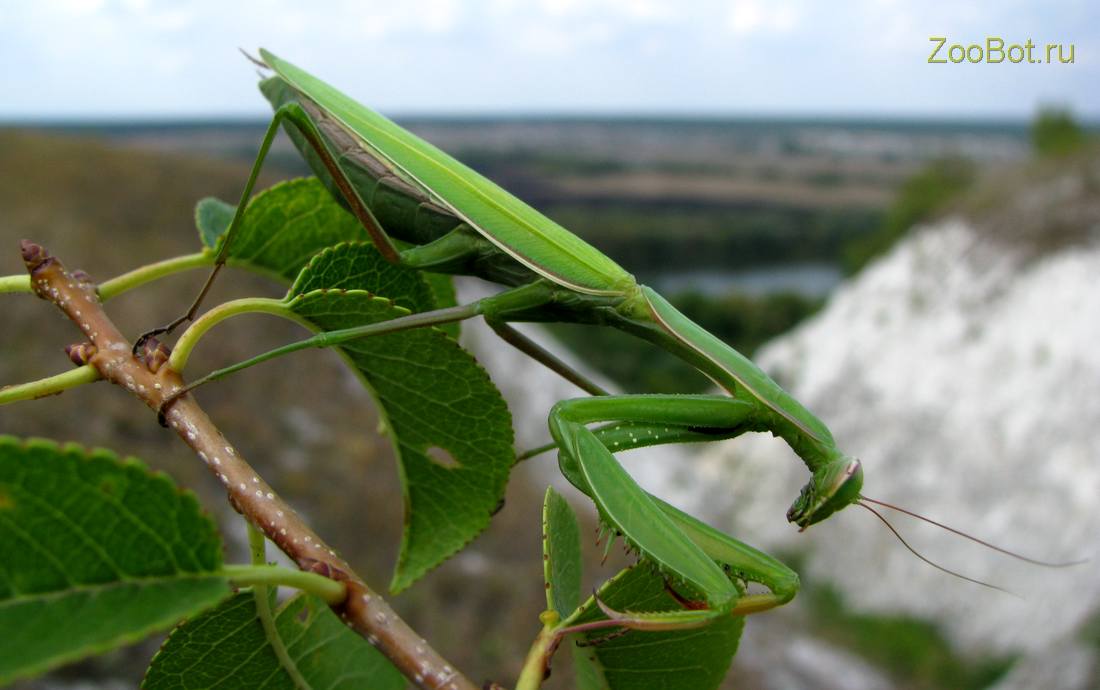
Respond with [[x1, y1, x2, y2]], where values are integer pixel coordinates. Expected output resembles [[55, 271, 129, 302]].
[[486, 320, 609, 397], [134, 103, 393, 350], [135, 102, 502, 351], [549, 394, 799, 629], [134, 106, 302, 351]]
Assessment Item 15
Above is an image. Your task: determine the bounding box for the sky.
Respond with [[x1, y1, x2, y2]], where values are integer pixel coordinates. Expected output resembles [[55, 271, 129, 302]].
[[1, 0, 1097, 120]]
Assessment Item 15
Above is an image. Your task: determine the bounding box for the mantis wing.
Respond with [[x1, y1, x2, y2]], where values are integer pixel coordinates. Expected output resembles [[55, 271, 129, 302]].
[[260, 49, 635, 297]]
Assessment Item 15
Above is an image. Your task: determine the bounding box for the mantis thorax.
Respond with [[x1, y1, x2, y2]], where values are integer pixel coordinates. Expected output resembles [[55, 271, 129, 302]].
[[613, 284, 652, 322]]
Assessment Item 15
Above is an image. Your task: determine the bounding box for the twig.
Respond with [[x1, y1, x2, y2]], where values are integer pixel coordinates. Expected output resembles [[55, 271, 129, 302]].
[[20, 240, 477, 690]]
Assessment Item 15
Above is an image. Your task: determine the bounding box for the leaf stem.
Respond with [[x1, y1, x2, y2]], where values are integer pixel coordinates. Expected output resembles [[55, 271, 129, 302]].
[[224, 563, 347, 607], [168, 297, 299, 372], [515, 612, 562, 690], [245, 524, 313, 689], [96, 252, 213, 301], [249, 521, 267, 565], [224, 563, 348, 606], [3, 252, 211, 301], [0, 274, 31, 293], [178, 301, 483, 392], [0, 365, 100, 405]]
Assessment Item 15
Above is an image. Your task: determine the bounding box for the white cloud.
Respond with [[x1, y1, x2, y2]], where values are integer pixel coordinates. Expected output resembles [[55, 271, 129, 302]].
[[506, 19, 616, 57], [0, 0, 1095, 117], [538, 0, 585, 18], [725, 0, 802, 36], [420, 0, 461, 34], [53, 0, 106, 16], [604, 0, 674, 23], [143, 7, 194, 32]]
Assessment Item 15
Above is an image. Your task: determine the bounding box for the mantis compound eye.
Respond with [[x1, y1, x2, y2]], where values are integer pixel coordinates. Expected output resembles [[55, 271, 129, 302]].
[[787, 457, 863, 530]]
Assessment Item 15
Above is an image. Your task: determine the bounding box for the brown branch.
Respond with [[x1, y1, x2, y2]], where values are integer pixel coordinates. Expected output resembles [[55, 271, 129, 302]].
[[21, 240, 478, 690]]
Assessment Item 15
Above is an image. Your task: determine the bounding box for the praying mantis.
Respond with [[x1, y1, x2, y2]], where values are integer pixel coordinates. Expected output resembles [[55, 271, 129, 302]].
[[143, 49, 1044, 638]]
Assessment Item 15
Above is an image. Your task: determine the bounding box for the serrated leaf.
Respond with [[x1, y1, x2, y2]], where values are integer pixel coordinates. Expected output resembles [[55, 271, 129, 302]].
[[290, 241, 435, 316], [0, 436, 230, 684], [569, 566, 744, 690], [197, 177, 372, 282], [286, 249, 514, 591], [143, 591, 403, 690], [543, 488, 582, 618]]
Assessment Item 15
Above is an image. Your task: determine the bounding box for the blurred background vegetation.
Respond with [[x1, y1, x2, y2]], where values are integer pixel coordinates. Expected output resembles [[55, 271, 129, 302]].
[[0, 107, 1094, 688]]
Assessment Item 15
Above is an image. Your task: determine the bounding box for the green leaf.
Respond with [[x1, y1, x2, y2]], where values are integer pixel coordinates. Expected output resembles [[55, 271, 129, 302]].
[[569, 566, 744, 690], [290, 241, 435, 316], [286, 248, 514, 591], [0, 437, 230, 684], [198, 177, 372, 283], [542, 487, 582, 618], [195, 197, 235, 250], [143, 591, 404, 690]]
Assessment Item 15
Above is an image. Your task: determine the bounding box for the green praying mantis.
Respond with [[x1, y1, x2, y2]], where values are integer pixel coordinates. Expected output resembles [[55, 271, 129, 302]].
[[143, 49, 1064, 635]]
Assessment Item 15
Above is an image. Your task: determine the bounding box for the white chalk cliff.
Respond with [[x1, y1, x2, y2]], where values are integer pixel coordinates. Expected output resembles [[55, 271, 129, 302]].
[[692, 157, 1100, 688], [461, 152, 1100, 688]]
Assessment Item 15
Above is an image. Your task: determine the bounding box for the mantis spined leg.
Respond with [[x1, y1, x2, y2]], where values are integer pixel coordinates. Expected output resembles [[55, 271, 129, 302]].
[[549, 395, 800, 629]]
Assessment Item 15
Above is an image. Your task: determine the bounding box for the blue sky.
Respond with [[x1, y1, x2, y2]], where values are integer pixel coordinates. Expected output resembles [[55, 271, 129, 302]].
[[1, 0, 1097, 119]]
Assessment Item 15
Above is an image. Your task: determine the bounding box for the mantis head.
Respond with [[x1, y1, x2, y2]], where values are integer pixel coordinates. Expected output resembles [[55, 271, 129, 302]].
[[786, 456, 863, 530]]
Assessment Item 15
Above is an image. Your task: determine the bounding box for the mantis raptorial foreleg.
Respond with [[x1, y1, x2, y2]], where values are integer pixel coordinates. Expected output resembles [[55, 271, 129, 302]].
[[549, 395, 800, 630]]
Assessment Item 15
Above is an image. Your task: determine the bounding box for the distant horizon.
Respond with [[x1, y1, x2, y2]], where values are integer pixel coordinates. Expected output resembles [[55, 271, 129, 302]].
[[4, 110, 1087, 129]]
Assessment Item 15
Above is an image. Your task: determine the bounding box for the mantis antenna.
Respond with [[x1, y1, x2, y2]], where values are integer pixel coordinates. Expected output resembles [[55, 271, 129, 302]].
[[856, 501, 1015, 595], [860, 495, 1086, 568]]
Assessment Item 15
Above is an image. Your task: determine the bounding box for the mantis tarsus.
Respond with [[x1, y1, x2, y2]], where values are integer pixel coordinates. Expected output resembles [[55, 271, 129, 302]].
[[146, 49, 1071, 637]]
